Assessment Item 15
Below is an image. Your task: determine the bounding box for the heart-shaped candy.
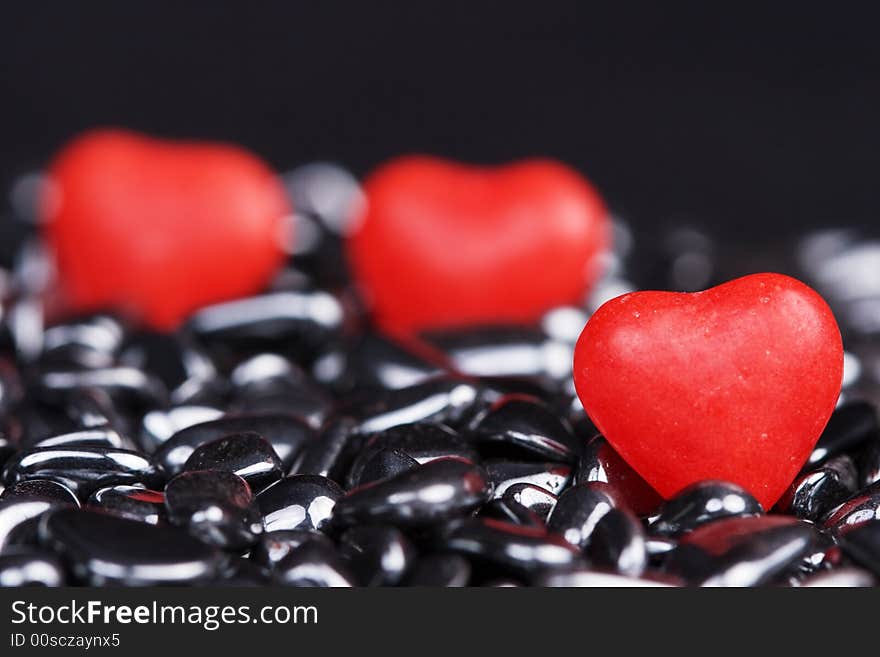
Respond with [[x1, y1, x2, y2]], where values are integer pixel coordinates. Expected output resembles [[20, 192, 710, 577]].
[[573, 273, 843, 509], [346, 156, 609, 334], [42, 129, 290, 330]]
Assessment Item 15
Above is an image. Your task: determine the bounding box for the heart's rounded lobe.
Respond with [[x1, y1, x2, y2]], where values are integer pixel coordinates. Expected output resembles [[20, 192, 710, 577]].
[[573, 273, 844, 509], [346, 156, 610, 335], [42, 129, 290, 330]]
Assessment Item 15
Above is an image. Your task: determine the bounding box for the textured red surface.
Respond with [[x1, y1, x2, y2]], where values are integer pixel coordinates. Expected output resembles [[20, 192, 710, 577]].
[[347, 156, 609, 334], [573, 273, 844, 509], [42, 129, 289, 330]]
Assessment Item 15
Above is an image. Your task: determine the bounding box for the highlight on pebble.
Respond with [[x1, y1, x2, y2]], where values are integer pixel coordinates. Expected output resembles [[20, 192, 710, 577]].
[[0, 5, 877, 594]]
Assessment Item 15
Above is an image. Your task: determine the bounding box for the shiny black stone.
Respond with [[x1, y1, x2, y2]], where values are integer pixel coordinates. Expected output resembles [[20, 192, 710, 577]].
[[503, 483, 557, 520], [777, 455, 858, 521], [40, 314, 124, 370], [155, 414, 314, 475], [806, 401, 879, 468], [2, 447, 164, 500], [840, 519, 880, 576], [256, 475, 343, 532], [120, 331, 220, 406], [339, 525, 416, 586], [0, 549, 66, 586], [478, 497, 545, 528], [403, 553, 471, 587], [87, 486, 165, 525], [138, 405, 224, 454], [345, 423, 479, 489], [38, 508, 223, 585], [164, 470, 263, 550], [0, 499, 64, 551], [586, 507, 647, 576], [357, 448, 419, 487], [467, 394, 580, 463], [333, 458, 491, 527], [183, 431, 283, 494], [651, 480, 763, 536], [822, 480, 880, 535], [343, 378, 482, 435], [36, 366, 168, 410], [338, 332, 448, 391], [215, 557, 272, 586], [274, 536, 355, 587], [860, 437, 880, 487], [0, 479, 79, 506], [30, 428, 127, 450], [289, 417, 360, 484], [442, 518, 581, 576], [663, 516, 817, 586], [484, 459, 571, 498], [575, 436, 663, 516], [250, 529, 323, 569], [546, 482, 616, 550], [535, 566, 681, 587]]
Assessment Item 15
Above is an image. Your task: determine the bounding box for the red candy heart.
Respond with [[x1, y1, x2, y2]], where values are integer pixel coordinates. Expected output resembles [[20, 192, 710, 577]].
[[42, 129, 290, 330], [346, 156, 610, 334], [573, 273, 844, 509]]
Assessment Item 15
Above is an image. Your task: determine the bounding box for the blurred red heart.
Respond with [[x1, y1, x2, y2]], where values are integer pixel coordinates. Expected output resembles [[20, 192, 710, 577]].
[[573, 273, 843, 509], [42, 129, 289, 330], [346, 156, 609, 334]]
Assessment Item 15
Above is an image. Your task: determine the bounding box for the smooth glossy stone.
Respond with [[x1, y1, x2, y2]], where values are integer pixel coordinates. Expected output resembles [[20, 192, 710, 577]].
[[800, 567, 875, 587], [800, 531, 840, 574], [443, 518, 581, 576], [250, 529, 324, 569], [228, 355, 333, 428], [478, 497, 545, 528], [11, 400, 86, 447], [30, 428, 126, 450], [421, 326, 573, 383], [289, 417, 359, 484], [138, 405, 224, 454], [334, 332, 447, 391], [403, 553, 471, 587], [257, 475, 343, 532], [646, 536, 678, 559], [345, 423, 479, 489], [164, 470, 263, 550], [0, 499, 61, 551], [822, 480, 880, 535], [274, 537, 355, 587], [807, 401, 879, 468], [777, 455, 858, 521], [575, 436, 663, 516], [183, 432, 283, 494], [0, 479, 80, 506], [503, 483, 557, 520], [586, 507, 647, 576], [87, 485, 165, 525], [664, 516, 817, 586], [2, 447, 164, 500], [467, 394, 580, 463], [357, 448, 419, 487], [215, 558, 272, 586], [62, 388, 124, 433], [0, 549, 66, 586], [651, 481, 763, 536], [484, 459, 571, 498], [345, 378, 482, 435], [37, 366, 168, 409], [155, 414, 314, 475], [547, 482, 616, 550], [535, 567, 681, 587], [339, 525, 416, 586], [860, 437, 880, 487], [840, 520, 880, 576], [120, 331, 219, 405], [333, 458, 491, 527], [39, 508, 223, 585], [40, 314, 124, 370]]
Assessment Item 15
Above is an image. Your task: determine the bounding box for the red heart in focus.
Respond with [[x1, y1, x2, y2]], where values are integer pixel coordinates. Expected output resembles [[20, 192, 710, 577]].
[[346, 156, 610, 334], [42, 129, 290, 330], [573, 273, 843, 509]]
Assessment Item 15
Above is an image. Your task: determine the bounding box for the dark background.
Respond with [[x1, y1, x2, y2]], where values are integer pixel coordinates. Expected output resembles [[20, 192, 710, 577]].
[[2, 1, 880, 242]]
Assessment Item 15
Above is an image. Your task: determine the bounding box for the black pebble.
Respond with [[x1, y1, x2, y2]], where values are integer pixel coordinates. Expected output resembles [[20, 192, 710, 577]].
[[651, 480, 763, 536], [256, 475, 343, 532], [0, 548, 66, 586], [87, 485, 165, 525], [339, 525, 416, 586], [484, 459, 571, 498], [0, 479, 80, 506], [503, 483, 557, 520], [777, 455, 858, 521], [183, 431, 283, 494], [250, 529, 322, 569], [274, 536, 355, 587], [403, 553, 471, 587], [840, 520, 880, 576], [586, 507, 647, 577], [546, 482, 616, 550], [806, 401, 879, 468], [822, 480, 880, 535], [357, 448, 420, 487]]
